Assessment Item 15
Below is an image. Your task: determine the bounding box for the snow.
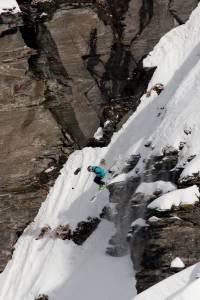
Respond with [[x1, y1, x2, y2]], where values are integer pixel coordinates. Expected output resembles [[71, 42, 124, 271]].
[[0, 0, 20, 14], [170, 257, 185, 269], [109, 173, 127, 184], [135, 181, 176, 196], [180, 155, 200, 180], [148, 216, 161, 223], [1, 2, 200, 300], [148, 185, 200, 211], [44, 166, 55, 173], [94, 127, 103, 140]]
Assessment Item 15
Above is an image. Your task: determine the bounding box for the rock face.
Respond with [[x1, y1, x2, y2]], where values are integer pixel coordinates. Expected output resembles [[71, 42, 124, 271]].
[[136, 203, 200, 292], [0, 0, 198, 277], [108, 150, 200, 293]]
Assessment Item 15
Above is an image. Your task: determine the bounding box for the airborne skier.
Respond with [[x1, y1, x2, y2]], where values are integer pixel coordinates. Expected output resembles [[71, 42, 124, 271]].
[[87, 165, 107, 189]]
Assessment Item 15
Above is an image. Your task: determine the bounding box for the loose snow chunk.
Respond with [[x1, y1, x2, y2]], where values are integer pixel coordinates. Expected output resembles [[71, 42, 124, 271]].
[[136, 181, 176, 196], [180, 155, 200, 180], [148, 185, 200, 211], [0, 0, 20, 14], [170, 257, 185, 269], [131, 218, 148, 228], [148, 216, 161, 223], [94, 127, 103, 140]]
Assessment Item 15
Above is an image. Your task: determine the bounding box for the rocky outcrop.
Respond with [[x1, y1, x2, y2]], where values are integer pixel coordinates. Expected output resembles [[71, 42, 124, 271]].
[[136, 202, 200, 292], [0, 0, 198, 273], [35, 294, 48, 300], [107, 149, 200, 293], [0, 8, 78, 271], [35, 217, 101, 245]]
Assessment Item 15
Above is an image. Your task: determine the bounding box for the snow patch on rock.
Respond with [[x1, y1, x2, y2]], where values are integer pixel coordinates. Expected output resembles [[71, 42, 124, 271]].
[[148, 185, 200, 211], [170, 257, 185, 269], [131, 218, 148, 228], [136, 181, 176, 196], [180, 155, 200, 180], [0, 1, 20, 14]]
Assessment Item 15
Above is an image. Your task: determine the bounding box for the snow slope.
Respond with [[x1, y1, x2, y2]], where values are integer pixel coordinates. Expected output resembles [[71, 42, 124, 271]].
[[1, 2, 200, 300], [0, 148, 136, 300], [0, 0, 20, 14]]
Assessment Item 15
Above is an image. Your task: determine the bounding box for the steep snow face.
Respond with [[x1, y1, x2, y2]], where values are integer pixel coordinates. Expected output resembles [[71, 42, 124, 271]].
[[1, 3, 200, 300], [0, 1, 20, 14]]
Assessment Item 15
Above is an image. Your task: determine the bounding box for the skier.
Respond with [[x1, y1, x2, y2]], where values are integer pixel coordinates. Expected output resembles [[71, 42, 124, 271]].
[[87, 165, 107, 189]]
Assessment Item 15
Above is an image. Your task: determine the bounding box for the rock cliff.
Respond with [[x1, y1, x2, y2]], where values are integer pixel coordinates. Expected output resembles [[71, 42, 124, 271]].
[[0, 0, 198, 290]]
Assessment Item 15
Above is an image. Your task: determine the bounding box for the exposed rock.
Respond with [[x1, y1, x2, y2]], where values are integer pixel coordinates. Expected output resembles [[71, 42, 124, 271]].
[[36, 224, 71, 240], [169, 0, 199, 24], [106, 150, 196, 291], [136, 202, 200, 292], [35, 294, 48, 300], [72, 217, 100, 245], [121, 152, 200, 292], [122, 154, 141, 173], [35, 225, 51, 240], [54, 224, 71, 240], [35, 212, 112, 243], [146, 83, 164, 97], [179, 173, 200, 187], [99, 206, 112, 220]]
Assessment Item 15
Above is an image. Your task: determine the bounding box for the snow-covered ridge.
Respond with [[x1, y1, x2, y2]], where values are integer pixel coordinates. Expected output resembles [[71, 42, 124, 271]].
[[0, 1, 20, 14]]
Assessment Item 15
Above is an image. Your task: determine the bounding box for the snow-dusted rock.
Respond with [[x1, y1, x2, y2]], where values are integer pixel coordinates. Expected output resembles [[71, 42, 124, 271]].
[[170, 257, 185, 269], [180, 155, 200, 184], [94, 127, 104, 140], [148, 186, 200, 211], [131, 218, 148, 228], [148, 216, 161, 223]]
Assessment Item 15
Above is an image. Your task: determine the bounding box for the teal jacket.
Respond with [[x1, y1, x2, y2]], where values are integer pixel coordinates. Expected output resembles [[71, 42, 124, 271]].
[[91, 166, 106, 178]]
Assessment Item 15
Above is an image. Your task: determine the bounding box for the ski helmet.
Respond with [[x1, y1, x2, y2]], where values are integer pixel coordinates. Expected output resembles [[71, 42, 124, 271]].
[[87, 166, 92, 172]]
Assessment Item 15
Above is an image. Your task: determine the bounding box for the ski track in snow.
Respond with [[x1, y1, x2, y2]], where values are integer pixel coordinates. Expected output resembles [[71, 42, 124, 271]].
[[1, 2, 200, 300]]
